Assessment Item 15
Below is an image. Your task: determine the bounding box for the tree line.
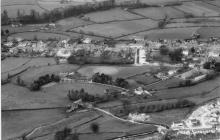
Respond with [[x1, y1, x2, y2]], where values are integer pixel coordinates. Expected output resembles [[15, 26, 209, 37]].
[[30, 74, 60, 91], [92, 72, 129, 88], [67, 88, 124, 103], [114, 99, 195, 116]]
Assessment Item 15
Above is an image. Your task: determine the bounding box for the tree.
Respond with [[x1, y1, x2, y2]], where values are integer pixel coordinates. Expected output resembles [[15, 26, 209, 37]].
[[90, 123, 99, 133], [17, 9, 21, 19], [115, 78, 129, 88], [169, 48, 183, 62], [16, 76, 21, 85], [5, 29, 9, 35], [54, 127, 71, 140], [1, 30, 5, 36], [159, 45, 169, 55], [2, 10, 9, 25], [121, 99, 131, 114], [190, 47, 195, 54], [203, 62, 211, 69]]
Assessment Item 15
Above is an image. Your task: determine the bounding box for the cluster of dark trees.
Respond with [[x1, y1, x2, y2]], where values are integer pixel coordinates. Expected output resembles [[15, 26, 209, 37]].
[[115, 99, 195, 116], [54, 127, 79, 140], [30, 74, 60, 91], [54, 123, 99, 140], [92, 72, 129, 88], [158, 15, 169, 29], [1, 29, 9, 36], [203, 60, 220, 72], [67, 88, 123, 103], [168, 48, 183, 62], [159, 45, 183, 62], [67, 88, 95, 102]]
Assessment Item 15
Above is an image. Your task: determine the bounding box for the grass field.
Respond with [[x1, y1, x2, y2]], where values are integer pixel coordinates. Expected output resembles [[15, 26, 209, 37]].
[[145, 108, 191, 125], [128, 74, 159, 85], [56, 17, 93, 31], [77, 65, 160, 79], [1, 57, 56, 81], [83, 8, 142, 23], [174, 2, 220, 17], [19, 64, 79, 84], [120, 27, 199, 40], [154, 76, 220, 100], [1, 5, 45, 18], [197, 27, 220, 38], [2, 108, 67, 140], [132, 7, 185, 20], [1, 0, 36, 6], [9, 31, 70, 40], [72, 19, 157, 38], [1, 57, 31, 73]]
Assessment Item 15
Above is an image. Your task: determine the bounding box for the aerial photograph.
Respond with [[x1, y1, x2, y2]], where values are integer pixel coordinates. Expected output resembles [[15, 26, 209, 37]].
[[1, 0, 220, 140]]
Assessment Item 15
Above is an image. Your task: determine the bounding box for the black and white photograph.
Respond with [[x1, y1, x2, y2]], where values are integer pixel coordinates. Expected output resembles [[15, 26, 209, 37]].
[[1, 0, 220, 140]]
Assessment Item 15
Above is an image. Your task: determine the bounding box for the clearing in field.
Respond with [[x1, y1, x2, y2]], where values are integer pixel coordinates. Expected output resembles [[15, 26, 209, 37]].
[[72, 19, 158, 38], [83, 8, 142, 23], [9, 32, 70, 40]]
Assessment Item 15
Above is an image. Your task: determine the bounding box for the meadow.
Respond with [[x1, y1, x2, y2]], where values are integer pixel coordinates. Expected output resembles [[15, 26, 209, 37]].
[[77, 65, 160, 79], [83, 8, 142, 23], [10, 32, 70, 40], [73, 19, 158, 38]]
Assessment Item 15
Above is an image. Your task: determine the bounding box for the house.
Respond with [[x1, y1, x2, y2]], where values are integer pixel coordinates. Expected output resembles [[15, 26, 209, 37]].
[[171, 121, 185, 130], [134, 87, 152, 96], [128, 113, 150, 122], [82, 38, 92, 44]]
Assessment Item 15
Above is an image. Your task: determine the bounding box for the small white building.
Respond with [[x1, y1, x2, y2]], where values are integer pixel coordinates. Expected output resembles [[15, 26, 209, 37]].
[[128, 113, 150, 122]]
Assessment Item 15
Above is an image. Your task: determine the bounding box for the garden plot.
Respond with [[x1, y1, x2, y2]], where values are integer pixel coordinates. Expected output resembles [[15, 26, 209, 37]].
[[72, 19, 158, 38], [1, 5, 45, 18], [120, 27, 199, 40], [9, 32, 70, 40], [19, 64, 79, 84], [174, 2, 220, 17], [132, 7, 184, 20], [77, 65, 159, 79], [83, 8, 142, 23]]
